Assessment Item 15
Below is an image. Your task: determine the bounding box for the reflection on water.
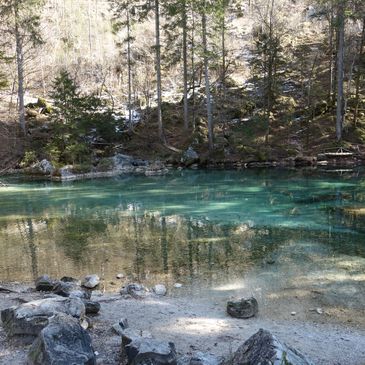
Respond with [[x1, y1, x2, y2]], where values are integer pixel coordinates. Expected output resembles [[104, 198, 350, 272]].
[[0, 169, 365, 302]]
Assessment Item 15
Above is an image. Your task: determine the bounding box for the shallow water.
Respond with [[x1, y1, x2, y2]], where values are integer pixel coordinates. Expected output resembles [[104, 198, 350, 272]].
[[0, 169, 365, 307]]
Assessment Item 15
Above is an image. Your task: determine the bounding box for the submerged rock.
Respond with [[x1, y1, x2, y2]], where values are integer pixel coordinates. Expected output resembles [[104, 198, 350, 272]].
[[35, 275, 56, 292], [178, 352, 224, 365], [228, 329, 313, 365], [124, 338, 177, 365], [1, 297, 85, 339], [27, 313, 96, 365], [82, 274, 100, 289], [227, 297, 258, 319], [53, 281, 91, 299]]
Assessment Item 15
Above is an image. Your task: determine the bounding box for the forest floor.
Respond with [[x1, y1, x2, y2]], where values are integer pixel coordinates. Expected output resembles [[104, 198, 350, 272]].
[[1, 278, 365, 365]]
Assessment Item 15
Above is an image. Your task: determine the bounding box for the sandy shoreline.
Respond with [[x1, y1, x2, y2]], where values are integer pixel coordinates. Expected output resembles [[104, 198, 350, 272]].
[[0, 282, 365, 365]]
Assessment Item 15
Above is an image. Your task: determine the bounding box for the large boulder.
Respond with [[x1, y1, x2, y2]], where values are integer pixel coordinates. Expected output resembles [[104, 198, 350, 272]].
[[124, 338, 177, 365], [181, 147, 199, 167], [228, 329, 313, 365], [27, 313, 96, 365], [29, 159, 54, 175], [1, 297, 85, 339], [178, 352, 224, 365], [53, 281, 91, 300], [227, 297, 258, 319]]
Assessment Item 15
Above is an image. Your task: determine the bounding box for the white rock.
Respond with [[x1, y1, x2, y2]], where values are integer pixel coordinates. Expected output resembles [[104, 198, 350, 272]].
[[173, 283, 183, 288], [116, 273, 124, 279], [82, 274, 100, 289], [153, 284, 167, 296], [291, 311, 297, 316]]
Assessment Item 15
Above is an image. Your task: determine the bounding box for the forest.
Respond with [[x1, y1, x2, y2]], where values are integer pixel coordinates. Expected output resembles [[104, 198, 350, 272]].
[[0, 0, 364, 174], [1, 2, 365, 364]]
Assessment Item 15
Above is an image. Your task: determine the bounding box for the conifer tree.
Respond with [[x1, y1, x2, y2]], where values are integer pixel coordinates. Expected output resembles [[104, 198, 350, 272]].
[[0, 0, 44, 134]]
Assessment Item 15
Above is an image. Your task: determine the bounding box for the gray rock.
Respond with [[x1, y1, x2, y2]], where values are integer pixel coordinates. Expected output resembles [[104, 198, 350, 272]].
[[30, 159, 54, 175], [59, 165, 75, 179], [27, 313, 96, 365], [178, 353, 224, 365], [113, 154, 148, 170], [35, 275, 56, 292], [53, 281, 91, 299], [120, 328, 152, 343], [120, 283, 149, 299], [82, 274, 100, 289], [228, 329, 313, 365], [227, 297, 258, 319], [181, 147, 199, 166], [112, 318, 129, 335], [125, 338, 177, 365], [60, 276, 79, 283], [153, 284, 167, 296], [1, 297, 85, 338], [83, 300, 101, 315]]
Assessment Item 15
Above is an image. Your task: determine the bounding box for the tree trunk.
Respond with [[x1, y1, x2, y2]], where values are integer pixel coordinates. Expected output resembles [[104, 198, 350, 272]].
[[328, 3, 334, 104], [182, 0, 189, 130], [221, 2, 226, 101], [154, 0, 164, 143], [202, 10, 214, 151], [191, 4, 196, 129], [266, 0, 275, 146], [14, 11, 26, 135], [127, 10, 132, 130], [336, 0, 345, 141], [353, 17, 365, 127]]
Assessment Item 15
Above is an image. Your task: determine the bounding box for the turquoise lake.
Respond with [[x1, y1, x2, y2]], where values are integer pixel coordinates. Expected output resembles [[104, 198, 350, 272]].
[[0, 169, 364, 310]]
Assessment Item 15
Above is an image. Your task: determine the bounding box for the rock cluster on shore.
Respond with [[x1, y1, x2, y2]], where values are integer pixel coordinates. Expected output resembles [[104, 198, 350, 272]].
[[0, 274, 314, 365]]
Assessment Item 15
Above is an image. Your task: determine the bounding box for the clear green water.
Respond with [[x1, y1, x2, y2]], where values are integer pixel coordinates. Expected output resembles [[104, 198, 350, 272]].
[[0, 169, 365, 304]]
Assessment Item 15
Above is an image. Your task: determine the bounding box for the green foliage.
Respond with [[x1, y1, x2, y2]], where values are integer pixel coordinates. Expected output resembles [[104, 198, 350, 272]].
[[20, 150, 37, 168], [48, 70, 120, 165], [96, 158, 114, 172]]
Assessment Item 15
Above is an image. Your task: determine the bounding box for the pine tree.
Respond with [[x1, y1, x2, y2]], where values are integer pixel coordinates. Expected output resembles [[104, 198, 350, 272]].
[[0, 0, 44, 134]]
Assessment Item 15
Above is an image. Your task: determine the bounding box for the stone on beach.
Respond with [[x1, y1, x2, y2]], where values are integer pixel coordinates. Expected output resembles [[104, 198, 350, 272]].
[[153, 284, 167, 296], [228, 329, 313, 365], [124, 338, 177, 365], [35, 275, 56, 292], [82, 274, 100, 289], [27, 313, 96, 365], [227, 297, 258, 319], [1, 297, 85, 338]]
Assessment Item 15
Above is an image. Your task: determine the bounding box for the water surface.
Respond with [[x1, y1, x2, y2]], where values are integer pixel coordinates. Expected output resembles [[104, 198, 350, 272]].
[[1, 169, 365, 310]]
